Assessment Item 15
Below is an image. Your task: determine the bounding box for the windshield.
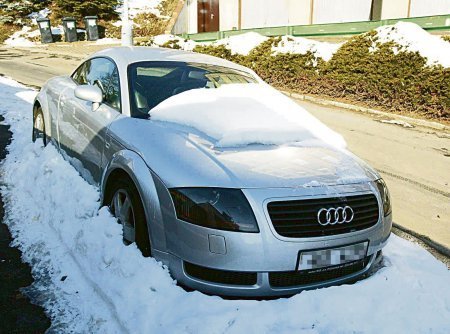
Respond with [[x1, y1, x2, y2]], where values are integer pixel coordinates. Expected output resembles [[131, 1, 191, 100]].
[[128, 61, 258, 118]]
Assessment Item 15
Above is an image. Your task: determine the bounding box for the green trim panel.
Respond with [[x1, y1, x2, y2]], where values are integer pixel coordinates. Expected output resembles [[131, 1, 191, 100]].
[[182, 14, 450, 41]]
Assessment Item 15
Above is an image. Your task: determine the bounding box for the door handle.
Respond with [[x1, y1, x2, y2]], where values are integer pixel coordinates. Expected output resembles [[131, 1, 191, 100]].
[[211, 13, 214, 19], [105, 130, 112, 150]]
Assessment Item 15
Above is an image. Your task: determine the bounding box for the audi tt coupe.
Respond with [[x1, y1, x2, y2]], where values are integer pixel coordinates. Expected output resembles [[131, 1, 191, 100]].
[[32, 47, 392, 297]]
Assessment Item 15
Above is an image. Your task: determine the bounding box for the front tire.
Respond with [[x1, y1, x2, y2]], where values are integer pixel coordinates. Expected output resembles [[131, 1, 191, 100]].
[[32, 107, 47, 146], [105, 177, 151, 257]]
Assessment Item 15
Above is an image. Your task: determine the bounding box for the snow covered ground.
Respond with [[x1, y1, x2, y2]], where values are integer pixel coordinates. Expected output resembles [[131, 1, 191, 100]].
[[0, 76, 449, 333], [4, 26, 37, 47]]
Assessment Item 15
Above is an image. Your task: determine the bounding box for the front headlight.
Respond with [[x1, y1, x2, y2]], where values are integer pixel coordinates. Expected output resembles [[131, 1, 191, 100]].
[[169, 188, 259, 232], [375, 179, 392, 217]]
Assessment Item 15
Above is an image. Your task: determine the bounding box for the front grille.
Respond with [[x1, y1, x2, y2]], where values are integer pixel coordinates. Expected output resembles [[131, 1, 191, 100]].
[[184, 262, 257, 286], [267, 194, 379, 238], [269, 258, 368, 288]]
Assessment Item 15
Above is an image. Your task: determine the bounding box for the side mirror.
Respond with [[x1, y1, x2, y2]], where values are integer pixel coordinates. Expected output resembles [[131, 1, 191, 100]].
[[74, 84, 103, 111]]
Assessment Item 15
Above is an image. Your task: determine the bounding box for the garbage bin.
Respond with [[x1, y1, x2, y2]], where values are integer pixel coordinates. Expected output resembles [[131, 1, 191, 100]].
[[84, 16, 99, 41], [62, 17, 78, 42], [36, 18, 54, 43]]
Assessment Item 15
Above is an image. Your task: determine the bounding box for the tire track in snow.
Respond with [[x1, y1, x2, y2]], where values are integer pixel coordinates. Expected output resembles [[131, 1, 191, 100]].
[[47, 217, 130, 334], [377, 168, 450, 198]]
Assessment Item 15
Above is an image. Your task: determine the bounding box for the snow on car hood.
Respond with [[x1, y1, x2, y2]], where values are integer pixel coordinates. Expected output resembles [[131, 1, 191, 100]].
[[150, 83, 347, 149], [109, 118, 378, 189]]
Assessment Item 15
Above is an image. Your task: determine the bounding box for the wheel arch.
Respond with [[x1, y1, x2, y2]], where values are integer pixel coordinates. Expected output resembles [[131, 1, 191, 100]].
[[33, 94, 52, 140], [101, 149, 168, 253]]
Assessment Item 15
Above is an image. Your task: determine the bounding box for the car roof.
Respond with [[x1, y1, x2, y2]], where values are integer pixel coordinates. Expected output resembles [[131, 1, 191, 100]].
[[91, 46, 252, 73]]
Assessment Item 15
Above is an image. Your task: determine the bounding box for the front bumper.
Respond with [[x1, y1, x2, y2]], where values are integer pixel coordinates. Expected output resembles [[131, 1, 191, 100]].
[[158, 182, 392, 297], [169, 248, 384, 297]]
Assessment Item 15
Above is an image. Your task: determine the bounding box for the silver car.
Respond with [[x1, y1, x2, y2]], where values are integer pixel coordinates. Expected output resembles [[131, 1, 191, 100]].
[[32, 47, 392, 297]]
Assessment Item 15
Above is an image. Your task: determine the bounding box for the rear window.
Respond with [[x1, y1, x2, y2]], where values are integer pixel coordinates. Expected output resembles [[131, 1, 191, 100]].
[[127, 61, 257, 118]]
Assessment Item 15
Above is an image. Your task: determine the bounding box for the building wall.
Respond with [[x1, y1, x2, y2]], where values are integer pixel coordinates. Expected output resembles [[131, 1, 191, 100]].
[[172, 2, 188, 34], [173, 0, 450, 34], [409, 0, 450, 17], [220, 0, 239, 30], [240, 0, 312, 29], [187, 0, 198, 34], [287, 0, 312, 25], [172, 0, 198, 34], [380, 0, 450, 19], [380, 0, 410, 19], [313, 0, 372, 24]]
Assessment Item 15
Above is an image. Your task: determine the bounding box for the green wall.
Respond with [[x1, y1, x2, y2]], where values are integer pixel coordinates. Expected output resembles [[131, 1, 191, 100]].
[[181, 14, 450, 42]]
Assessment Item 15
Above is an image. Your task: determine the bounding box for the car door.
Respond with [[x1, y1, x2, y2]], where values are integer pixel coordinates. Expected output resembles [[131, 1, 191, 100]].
[[61, 57, 122, 184], [57, 62, 88, 170]]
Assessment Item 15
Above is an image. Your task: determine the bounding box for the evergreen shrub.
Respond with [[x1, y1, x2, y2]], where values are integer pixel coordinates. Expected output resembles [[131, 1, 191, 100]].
[[187, 32, 449, 119]]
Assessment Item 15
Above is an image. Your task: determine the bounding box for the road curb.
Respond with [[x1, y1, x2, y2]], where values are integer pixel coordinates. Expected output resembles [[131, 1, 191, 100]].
[[283, 90, 450, 132], [393, 223, 450, 258]]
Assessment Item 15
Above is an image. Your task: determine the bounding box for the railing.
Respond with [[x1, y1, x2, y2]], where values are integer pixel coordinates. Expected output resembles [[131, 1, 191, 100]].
[[180, 14, 450, 42]]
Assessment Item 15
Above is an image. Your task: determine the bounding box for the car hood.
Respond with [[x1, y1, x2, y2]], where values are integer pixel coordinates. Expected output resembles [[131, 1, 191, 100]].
[[109, 118, 380, 189]]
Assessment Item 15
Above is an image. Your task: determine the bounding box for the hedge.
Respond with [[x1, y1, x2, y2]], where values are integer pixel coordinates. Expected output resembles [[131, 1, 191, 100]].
[[190, 32, 449, 119]]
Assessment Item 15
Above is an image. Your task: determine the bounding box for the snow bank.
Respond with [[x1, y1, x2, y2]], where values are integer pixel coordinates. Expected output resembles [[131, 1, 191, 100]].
[[151, 83, 347, 149], [214, 32, 269, 55], [151, 23, 448, 68], [273, 35, 341, 62], [116, 0, 164, 18], [210, 32, 340, 60], [1, 76, 450, 333], [93, 38, 121, 45], [151, 32, 340, 63], [371, 22, 450, 67], [151, 34, 199, 51], [4, 26, 37, 47], [3, 23, 62, 47], [28, 8, 51, 25]]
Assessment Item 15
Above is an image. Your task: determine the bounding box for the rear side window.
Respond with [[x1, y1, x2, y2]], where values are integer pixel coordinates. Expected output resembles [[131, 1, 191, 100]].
[[72, 58, 121, 111]]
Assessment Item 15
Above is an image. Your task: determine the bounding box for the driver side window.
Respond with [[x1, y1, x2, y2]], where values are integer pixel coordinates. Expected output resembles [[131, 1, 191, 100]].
[[72, 58, 121, 112], [72, 61, 89, 85]]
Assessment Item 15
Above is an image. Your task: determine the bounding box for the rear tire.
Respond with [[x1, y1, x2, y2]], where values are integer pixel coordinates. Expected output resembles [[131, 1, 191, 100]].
[[32, 107, 47, 146], [104, 176, 151, 257]]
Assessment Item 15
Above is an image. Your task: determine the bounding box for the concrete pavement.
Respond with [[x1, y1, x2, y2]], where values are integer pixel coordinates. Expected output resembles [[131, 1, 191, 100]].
[[0, 44, 449, 248]]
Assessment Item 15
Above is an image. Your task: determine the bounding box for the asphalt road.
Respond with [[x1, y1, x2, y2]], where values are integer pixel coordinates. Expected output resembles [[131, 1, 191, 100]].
[[0, 46, 449, 248]]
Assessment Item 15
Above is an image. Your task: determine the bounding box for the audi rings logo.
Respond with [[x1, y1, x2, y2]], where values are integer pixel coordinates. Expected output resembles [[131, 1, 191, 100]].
[[317, 206, 354, 226]]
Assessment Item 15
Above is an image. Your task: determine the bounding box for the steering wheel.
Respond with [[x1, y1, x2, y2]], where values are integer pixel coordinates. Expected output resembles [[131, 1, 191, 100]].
[[93, 79, 106, 99]]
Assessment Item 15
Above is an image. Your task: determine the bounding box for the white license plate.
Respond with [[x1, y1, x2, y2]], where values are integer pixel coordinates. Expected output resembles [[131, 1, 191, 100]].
[[298, 241, 369, 270]]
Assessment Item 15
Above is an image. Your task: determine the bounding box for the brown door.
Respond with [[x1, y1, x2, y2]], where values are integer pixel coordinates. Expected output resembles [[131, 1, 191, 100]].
[[197, 0, 220, 32]]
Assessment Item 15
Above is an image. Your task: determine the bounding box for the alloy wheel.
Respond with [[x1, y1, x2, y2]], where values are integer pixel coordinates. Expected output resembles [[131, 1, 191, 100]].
[[110, 189, 136, 244], [33, 112, 45, 142]]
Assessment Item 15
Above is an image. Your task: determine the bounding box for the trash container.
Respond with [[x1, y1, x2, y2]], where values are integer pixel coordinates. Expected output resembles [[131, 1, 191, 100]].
[[62, 17, 78, 42], [36, 18, 54, 43], [84, 16, 99, 41]]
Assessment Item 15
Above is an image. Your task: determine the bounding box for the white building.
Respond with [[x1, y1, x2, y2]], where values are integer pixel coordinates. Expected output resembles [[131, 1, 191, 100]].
[[173, 0, 450, 34]]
